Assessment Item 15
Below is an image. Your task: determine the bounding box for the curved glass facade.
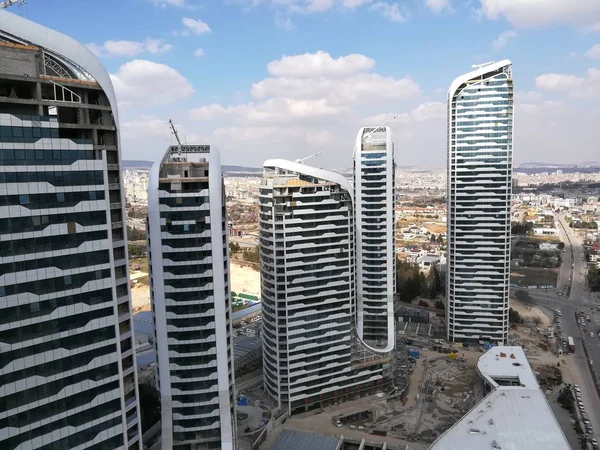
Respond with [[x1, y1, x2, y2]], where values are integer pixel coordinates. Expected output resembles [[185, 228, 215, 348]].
[[446, 61, 514, 344]]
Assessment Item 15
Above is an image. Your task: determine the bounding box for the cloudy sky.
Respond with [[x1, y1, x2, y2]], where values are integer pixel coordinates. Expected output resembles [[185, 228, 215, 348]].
[[16, 0, 600, 168]]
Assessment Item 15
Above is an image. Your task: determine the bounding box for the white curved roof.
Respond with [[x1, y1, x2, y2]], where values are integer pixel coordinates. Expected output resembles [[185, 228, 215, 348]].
[[263, 159, 353, 201], [0, 10, 120, 124], [448, 59, 512, 101]]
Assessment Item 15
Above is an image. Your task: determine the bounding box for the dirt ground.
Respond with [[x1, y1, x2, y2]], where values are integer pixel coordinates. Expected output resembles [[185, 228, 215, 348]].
[[131, 285, 150, 311], [230, 262, 260, 295], [509, 300, 551, 328]]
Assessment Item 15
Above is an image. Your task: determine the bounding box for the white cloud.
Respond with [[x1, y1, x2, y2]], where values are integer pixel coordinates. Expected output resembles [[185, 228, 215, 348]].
[[194, 48, 205, 57], [275, 12, 296, 30], [492, 30, 518, 51], [121, 116, 170, 137], [371, 2, 405, 22], [267, 51, 374, 78], [517, 91, 543, 103], [342, 0, 373, 8], [535, 68, 600, 97], [585, 44, 600, 59], [110, 60, 194, 105], [424, 0, 450, 14], [178, 17, 212, 36], [152, 0, 185, 7], [478, 0, 600, 28], [87, 38, 172, 57]]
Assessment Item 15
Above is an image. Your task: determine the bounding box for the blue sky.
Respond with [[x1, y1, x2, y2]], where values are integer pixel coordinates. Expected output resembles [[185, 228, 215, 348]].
[[12, 0, 600, 168]]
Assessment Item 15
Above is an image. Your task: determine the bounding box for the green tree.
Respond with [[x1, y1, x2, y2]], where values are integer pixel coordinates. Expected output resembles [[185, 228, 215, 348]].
[[509, 308, 523, 325], [427, 265, 442, 299], [435, 300, 445, 310], [514, 289, 535, 310], [418, 300, 429, 308], [138, 383, 160, 433], [229, 241, 241, 254], [430, 233, 436, 242], [243, 246, 260, 263]]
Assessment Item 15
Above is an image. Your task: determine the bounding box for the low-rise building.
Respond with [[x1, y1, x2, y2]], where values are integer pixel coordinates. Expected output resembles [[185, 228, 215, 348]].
[[429, 346, 570, 450]]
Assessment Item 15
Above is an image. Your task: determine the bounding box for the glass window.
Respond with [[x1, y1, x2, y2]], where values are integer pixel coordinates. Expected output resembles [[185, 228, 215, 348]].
[[19, 194, 29, 205], [57, 192, 65, 203]]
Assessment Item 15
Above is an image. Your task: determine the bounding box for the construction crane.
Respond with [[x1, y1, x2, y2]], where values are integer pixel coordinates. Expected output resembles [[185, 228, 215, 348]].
[[294, 151, 323, 164], [0, 0, 26, 9], [471, 61, 495, 70], [363, 114, 398, 143], [168, 118, 183, 158]]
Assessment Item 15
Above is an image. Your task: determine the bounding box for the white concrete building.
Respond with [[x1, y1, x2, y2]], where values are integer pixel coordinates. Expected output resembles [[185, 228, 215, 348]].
[[148, 145, 235, 449], [446, 60, 514, 344], [354, 126, 396, 350], [429, 346, 570, 450], [258, 160, 392, 415], [0, 12, 142, 450]]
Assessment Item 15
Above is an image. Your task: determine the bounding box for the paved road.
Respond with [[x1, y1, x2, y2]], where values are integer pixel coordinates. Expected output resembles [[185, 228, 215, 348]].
[[554, 213, 600, 438]]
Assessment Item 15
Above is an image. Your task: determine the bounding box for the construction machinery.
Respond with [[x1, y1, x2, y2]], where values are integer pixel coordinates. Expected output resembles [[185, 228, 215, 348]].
[[294, 151, 323, 164], [0, 0, 26, 9]]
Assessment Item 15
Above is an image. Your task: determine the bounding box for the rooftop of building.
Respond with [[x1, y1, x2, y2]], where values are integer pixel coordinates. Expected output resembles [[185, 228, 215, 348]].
[[429, 346, 570, 450], [270, 430, 340, 450], [476, 346, 538, 389]]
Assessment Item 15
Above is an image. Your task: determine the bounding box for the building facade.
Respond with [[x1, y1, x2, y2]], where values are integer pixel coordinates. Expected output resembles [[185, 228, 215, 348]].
[[0, 11, 141, 450], [259, 159, 392, 416], [446, 60, 514, 344], [148, 145, 235, 449], [354, 127, 396, 350]]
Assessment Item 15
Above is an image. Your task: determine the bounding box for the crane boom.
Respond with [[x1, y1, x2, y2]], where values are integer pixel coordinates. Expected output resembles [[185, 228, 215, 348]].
[[0, 0, 26, 9], [294, 151, 323, 164], [363, 114, 398, 143]]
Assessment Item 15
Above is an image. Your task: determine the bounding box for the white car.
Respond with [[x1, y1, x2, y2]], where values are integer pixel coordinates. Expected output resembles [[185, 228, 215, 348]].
[[592, 333, 595, 338]]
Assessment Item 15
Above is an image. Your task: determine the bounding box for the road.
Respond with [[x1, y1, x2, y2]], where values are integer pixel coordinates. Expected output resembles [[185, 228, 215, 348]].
[[544, 213, 600, 438]]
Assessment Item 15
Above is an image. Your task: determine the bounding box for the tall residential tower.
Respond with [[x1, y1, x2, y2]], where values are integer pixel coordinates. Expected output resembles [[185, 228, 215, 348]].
[[259, 151, 395, 415], [0, 11, 141, 450], [446, 60, 514, 344], [354, 127, 396, 350], [148, 145, 236, 449]]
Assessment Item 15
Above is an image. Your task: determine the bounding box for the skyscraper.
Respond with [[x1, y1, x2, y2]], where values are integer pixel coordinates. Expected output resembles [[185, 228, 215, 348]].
[[148, 145, 236, 449], [0, 11, 141, 450], [259, 158, 394, 415], [446, 60, 514, 344], [354, 127, 396, 349]]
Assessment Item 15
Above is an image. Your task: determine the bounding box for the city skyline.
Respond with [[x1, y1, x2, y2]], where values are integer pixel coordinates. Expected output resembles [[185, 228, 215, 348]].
[[7, 1, 600, 169]]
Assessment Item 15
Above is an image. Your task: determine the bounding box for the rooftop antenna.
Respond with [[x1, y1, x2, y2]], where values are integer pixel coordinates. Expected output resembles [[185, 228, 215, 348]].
[[471, 61, 495, 70], [294, 151, 323, 165], [0, 0, 26, 9], [168, 118, 183, 158], [363, 114, 398, 143]]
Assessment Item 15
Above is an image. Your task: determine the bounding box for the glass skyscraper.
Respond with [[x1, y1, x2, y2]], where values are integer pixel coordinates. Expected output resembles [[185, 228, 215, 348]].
[[0, 11, 141, 450], [446, 60, 514, 344], [148, 145, 236, 449]]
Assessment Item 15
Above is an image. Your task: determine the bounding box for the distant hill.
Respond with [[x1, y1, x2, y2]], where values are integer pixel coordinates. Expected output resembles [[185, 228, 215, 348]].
[[122, 160, 261, 173], [516, 162, 600, 174]]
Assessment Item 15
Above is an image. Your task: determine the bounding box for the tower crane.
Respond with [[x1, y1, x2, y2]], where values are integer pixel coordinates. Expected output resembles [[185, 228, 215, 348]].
[[294, 151, 323, 164], [0, 0, 26, 9], [168, 118, 183, 159], [363, 114, 398, 143]]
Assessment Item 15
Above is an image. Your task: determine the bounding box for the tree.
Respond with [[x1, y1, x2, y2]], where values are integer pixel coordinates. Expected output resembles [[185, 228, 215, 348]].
[[430, 234, 436, 242], [243, 246, 260, 263], [138, 383, 160, 433], [514, 289, 535, 310], [436, 234, 444, 244], [511, 221, 534, 235], [427, 265, 442, 299], [509, 308, 523, 325], [127, 226, 146, 242], [418, 300, 429, 308], [435, 300, 445, 310], [229, 241, 241, 254]]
